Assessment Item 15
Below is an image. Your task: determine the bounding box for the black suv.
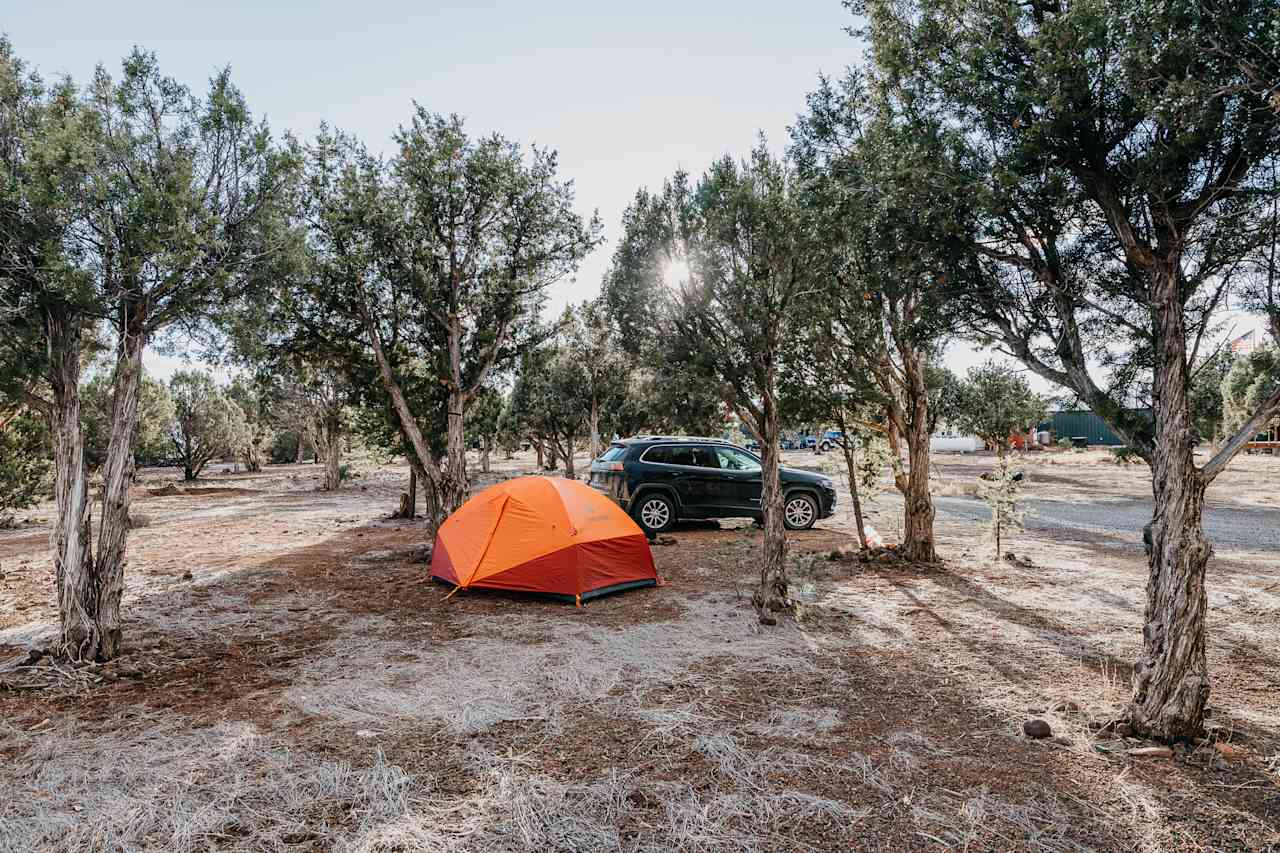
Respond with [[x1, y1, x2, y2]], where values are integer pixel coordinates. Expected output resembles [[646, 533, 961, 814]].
[[588, 436, 837, 537]]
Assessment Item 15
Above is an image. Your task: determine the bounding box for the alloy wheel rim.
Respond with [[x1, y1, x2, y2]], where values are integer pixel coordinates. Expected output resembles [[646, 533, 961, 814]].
[[785, 498, 814, 527], [641, 499, 669, 529]]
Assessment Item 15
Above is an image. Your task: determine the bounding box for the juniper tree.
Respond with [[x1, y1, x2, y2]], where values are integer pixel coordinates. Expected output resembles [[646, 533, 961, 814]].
[[978, 454, 1026, 561], [278, 118, 597, 531], [504, 317, 603, 480], [611, 142, 820, 621], [791, 72, 962, 562], [167, 371, 246, 482], [81, 370, 175, 471], [954, 362, 1048, 456], [0, 44, 289, 660], [864, 0, 1280, 738]]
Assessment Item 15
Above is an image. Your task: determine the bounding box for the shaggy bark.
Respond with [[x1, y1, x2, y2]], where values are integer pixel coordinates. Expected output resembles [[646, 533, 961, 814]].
[[752, 378, 788, 623], [441, 385, 469, 519], [46, 310, 96, 661], [1128, 267, 1213, 740], [90, 327, 145, 660], [321, 415, 341, 491], [882, 340, 937, 563], [480, 435, 492, 474]]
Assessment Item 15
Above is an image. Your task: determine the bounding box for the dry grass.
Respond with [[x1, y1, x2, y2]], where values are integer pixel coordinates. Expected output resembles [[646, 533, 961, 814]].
[[4, 452, 1279, 851], [287, 592, 820, 737], [0, 716, 424, 853]]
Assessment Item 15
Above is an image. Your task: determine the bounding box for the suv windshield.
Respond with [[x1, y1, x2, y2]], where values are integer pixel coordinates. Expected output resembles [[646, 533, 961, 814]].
[[714, 447, 761, 472]]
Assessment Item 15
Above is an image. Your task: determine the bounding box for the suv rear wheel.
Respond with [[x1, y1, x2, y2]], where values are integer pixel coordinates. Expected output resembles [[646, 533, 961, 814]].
[[783, 493, 818, 531], [633, 492, 676, 537]]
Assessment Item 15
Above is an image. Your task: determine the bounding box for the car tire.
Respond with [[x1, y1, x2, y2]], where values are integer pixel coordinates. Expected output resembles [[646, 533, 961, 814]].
[[633, 493, 676, 537], [819, 441, 832, 452], [783, 493, 818, 531]]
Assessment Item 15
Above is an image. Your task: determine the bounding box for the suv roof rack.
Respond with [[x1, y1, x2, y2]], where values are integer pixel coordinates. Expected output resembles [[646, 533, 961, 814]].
[[625, 435, 733, 444]]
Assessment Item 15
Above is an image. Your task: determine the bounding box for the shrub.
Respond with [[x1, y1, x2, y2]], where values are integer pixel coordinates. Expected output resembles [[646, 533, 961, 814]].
[[0, 410, 53, 524], [1111, 446, 1145, 465]]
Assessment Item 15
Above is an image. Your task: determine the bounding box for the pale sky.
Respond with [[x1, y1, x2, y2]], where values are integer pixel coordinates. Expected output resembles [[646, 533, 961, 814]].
[[7, 0, 892, 376]]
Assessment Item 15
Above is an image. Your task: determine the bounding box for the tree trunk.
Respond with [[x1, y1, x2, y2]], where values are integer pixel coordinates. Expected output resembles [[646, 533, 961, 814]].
[[85, 327, 146, 662], [396, 465, 418, 519], [546, 441, 558, 471], [562, 434, 576, 479], [321, 414, 342, 491], [408, 465, 417, 516], [294, 436, 305, 464], [589, 397, 601, 461], [534, 439, 544, 469], [753, 379, 788, 623], [835, 411, 868, 551], [481, 436, 491, 474], [1129, 271, 1212, 741], [441, 389, 469, 517], [246, 436, 265, 473], [357, 293, 452, 535], [900, 348, 937, 563], [46, 309, 97, 662]]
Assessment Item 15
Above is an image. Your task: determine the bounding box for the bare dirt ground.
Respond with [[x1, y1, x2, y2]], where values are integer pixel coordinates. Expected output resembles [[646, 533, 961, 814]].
[[1, 449, 1277, 852]]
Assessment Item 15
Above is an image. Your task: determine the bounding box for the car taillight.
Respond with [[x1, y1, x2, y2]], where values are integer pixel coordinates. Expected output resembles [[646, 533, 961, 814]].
[[608, 462, 624, 471]]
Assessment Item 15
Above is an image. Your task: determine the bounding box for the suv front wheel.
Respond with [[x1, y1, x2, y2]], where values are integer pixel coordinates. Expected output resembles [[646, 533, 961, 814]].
[[783, 493, 818, 531], [633, 492, 676, 537]]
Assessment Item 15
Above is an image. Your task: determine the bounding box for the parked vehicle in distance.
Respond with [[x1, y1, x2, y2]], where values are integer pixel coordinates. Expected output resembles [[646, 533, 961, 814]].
[[800, 435, 817, 450], [588, 436, 837, 537], [817, 430, 845, 452]]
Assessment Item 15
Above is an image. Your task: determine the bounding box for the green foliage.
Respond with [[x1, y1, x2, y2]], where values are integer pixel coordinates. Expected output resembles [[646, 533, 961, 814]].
[[225, 375, 277, 472], [505, 339, 591, 472], [466, 386, 506, 449], [819, 425, 891, 502], [977, 455, 1026, 560], [0, 409, 53, 522], [81, 370, 175, 470], [925, 365, 966, 435], [1189, 349, 1235, 443], [167, 371, 247, 481], [953, 361, 1048, 453], [1221, 346, 1280, 439], [1111, 446, 1146, 465], [860, 0, 1280, 462]]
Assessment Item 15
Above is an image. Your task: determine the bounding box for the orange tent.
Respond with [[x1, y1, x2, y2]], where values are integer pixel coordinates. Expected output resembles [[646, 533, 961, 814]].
[[429, 476, 659, 603]]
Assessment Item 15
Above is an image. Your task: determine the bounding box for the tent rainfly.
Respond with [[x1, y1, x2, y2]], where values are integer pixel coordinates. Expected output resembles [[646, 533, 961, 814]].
[[429, 477, 659, 604]]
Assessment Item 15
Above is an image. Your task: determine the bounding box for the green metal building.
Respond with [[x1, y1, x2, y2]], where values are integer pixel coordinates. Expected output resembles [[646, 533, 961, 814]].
[[1037, 410, 1135, 446]]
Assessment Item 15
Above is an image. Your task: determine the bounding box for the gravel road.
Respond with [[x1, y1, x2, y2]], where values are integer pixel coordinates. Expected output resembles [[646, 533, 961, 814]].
[[931, 496, 1280, 553]]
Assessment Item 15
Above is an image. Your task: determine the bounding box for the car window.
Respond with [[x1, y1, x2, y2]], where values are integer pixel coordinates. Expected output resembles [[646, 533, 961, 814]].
[[666, 446, 697, 467], [643, 446, 671, 464], [600, 445, 628, 461], [715, 447, 761, 472], [692, 447, 721, 469]]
